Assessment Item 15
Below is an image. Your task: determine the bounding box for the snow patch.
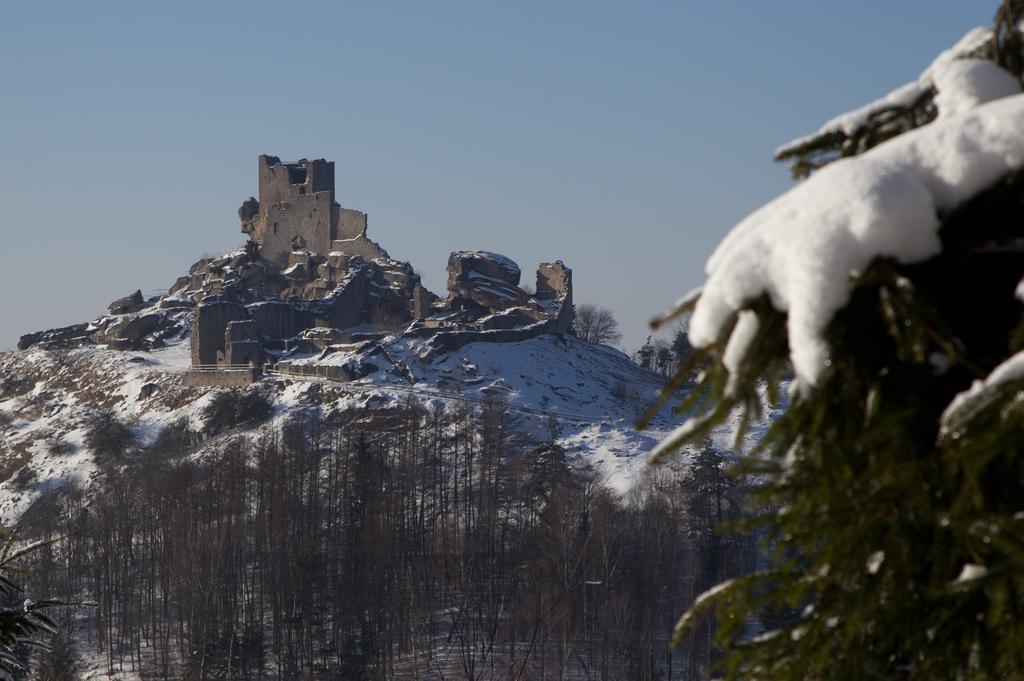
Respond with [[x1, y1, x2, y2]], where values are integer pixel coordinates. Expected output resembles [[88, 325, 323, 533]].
[[953, 563, 988, 584]]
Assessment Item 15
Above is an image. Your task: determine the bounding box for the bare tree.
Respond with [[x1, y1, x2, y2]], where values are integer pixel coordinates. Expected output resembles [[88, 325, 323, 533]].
[[573, 304, 622, 346], [18, 401, 761, 679]]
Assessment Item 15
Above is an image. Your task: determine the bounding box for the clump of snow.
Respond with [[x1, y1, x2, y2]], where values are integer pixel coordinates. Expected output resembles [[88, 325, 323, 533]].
[[776, 27, 996, 155], [748, 628, 781, 645], [722, 310, 759, 395], [647, 380, 787, 466], [691, 93, 1024, 386], [929, 352, 951, 375], [932, 58, 1021, 119], [940, 350, 1024, 437], [646, 416, 703, 465], [673, 578, 737, 635], [651, 286, 702, 329], [953, 563, 988, 584], [1015, 276, 1024, 302]]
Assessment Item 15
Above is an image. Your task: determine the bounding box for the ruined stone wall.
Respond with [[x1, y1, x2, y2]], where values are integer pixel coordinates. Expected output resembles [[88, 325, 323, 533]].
[[272, 362, 353, 382], [248, 300, 315, 340], [259, 192, 335, 265], [258, 155, 297, 210], [336, 207, 367, 239], [331, 235, 388, 261], [191, 300, 248, 366], [225, 320, 261, 366], [536, 261, 571, 301], [225, 341, 261, 366], [305, 159, 335, 199], [419, 319, 565, 356], [183, 368, 259, 388], [411, 283, 439, 319], [258, 155, 335, 209], [536, 261, 574, 333], [249, 155, 373, 265]]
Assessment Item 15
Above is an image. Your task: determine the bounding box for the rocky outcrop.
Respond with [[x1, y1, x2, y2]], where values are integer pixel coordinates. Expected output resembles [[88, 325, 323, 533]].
[[317, 265, 370, 330], [108, 290, 144, 315], [282, 250, 318, 283], [447, 251, 520, 288], [238, 196, 259, 232], [17, 324, 92, 351], [19, 299, 187, 352], [446, 251, 530, 313], [92, 312, 164, 348]]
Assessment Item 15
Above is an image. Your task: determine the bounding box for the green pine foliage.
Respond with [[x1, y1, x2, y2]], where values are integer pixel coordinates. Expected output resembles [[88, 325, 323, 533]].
[[0, 535, 63, 674], [648, 6, 1024, 679]]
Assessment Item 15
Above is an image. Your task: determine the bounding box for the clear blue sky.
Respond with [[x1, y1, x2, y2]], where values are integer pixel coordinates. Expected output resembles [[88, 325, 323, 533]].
[[0, 1, 995, 352]]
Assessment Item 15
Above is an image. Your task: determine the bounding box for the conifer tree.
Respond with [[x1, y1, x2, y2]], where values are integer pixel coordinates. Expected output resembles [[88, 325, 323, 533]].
[[636, 336, 655, 370], [646, 4, 1024, 679], [0, 536, 64, 674]]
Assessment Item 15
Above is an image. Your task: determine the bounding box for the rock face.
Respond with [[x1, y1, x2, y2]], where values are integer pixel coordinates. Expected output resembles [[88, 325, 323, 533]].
[[238, 196, 259, 226], [108, 290, 144, 315], [447, 251, 520, 287], [446, 251, 530, 313], [94, 312, 164, 347], [18, 324, 92, 351]]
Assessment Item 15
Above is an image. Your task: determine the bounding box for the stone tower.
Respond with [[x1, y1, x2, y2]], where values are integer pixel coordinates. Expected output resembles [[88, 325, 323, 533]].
[[240, 155, 368, 265]]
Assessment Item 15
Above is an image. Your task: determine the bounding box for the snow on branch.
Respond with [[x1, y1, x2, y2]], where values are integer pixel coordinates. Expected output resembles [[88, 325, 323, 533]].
[[775, 27, 1005, 177], [690, 93, 1024, 387]]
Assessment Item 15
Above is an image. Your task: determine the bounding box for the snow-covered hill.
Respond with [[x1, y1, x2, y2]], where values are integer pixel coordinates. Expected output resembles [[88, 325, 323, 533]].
[[0, 327, 771, 530], [0, 321, 783, 531]]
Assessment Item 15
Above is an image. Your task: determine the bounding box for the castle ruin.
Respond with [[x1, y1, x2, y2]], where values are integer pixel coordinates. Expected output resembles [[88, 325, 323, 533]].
[[240, 155, 384, 265], [15, 154, 575, 385]]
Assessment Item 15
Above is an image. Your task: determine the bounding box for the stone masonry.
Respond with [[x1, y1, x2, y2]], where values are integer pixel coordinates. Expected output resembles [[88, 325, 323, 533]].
[[241, 155, 369, 266]]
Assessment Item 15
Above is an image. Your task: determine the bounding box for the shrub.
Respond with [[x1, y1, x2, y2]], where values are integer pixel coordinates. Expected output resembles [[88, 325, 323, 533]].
[[45, 431, 73, 456], [83, 409, 134, 459], [0, 377, 33, 400], [34, 634, 79, 681], [202, 389, 273, 436], [10, 465, 36, 491], [149, 418, 195, 457]]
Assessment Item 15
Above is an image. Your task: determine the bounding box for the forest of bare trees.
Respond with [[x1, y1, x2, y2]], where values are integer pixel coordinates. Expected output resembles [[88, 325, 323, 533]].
[[15, 395, 758, 680]]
